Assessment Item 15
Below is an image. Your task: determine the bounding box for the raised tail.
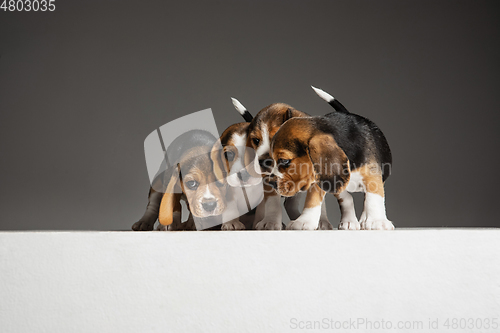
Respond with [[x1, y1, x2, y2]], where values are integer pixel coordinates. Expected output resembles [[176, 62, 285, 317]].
[[231, 97, 254, 122], [311, 86, 350, 114]]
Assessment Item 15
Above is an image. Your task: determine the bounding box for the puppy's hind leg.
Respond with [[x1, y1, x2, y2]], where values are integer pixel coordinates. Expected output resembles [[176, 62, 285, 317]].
[[359, 172, 394, 230]]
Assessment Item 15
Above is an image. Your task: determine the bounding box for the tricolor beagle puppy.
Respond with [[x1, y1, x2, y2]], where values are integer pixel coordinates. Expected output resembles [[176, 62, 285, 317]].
[[133, 130, 226, 231], [132, 122, 259, 231], [158, 130, 230, 231], [210, 122, 264, 230], [269, 87, 395, 230], [232, 99, 333, 230]]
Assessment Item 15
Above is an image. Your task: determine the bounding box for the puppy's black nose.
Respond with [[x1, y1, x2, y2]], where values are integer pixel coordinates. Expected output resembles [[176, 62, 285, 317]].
[[259, 158, 273, 169], [237, 170, 250, 182], [202, 200, 217, 212]]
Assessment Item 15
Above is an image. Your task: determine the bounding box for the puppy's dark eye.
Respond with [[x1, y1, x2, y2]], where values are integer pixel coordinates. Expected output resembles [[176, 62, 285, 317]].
[[252, 138, 260, 146], [185, 180, 199, 190], [224, 151, 235, 162], [278, 159, 291, 168], [215, 180, 226, 188]]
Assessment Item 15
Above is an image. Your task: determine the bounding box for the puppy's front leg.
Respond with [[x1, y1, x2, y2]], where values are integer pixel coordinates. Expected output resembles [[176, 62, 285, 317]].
[[287, 184, 325, 230], [335, 190, 360, 230], [318, 197, 334, 230], [220, 189, 247, 230], [179, 212, 197, 231], [159, 211, 197, 231], [221, 218, 246, 230], [253, 185, 283, 230]]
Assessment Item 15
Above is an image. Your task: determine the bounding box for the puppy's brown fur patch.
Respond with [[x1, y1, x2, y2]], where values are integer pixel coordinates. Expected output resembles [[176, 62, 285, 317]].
[[271, 118, 351, 196], [357, 163, 385, 197]]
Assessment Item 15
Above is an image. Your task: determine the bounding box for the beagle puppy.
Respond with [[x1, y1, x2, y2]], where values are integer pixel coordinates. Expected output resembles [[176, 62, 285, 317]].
[[269, 88, 394, 230], [232, 99, 333, 230], [133, 130, 227, 231], [132, 121, 260, 231], [159, 130, 230, 231], [210, 122, 264, 230], [212, 122, 261, 189]]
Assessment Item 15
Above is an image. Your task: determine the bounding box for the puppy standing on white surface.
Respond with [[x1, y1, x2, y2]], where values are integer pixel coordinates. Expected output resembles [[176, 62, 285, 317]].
[[210, 121, 264, 230], [232, 99, 334, 230], [269, 87, 395, 230]]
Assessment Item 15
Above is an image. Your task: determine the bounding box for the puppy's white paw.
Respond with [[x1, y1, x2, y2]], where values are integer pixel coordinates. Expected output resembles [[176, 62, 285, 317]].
[[132, 220, 155, 231], [318, 219, 334, 230], [221, 220, 246, 231], [287, 218, 319, 230], [338, 220, 361, 230], [254, 219, 282, 230], [361, 219, 395, 230]]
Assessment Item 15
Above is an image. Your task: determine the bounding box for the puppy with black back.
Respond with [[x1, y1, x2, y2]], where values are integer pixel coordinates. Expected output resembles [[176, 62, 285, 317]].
[[269, 87, 394, 230]]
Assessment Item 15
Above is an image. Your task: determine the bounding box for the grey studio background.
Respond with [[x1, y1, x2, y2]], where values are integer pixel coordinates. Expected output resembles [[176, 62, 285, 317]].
[[1, 0, 499, 230]]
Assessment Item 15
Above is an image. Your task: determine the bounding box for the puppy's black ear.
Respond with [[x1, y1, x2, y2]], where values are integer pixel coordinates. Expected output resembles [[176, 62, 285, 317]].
[[307, 134, 350, 194], [210, 139, 228, 185], [283, 108, 293, 123], [159, 164, 182, 225]]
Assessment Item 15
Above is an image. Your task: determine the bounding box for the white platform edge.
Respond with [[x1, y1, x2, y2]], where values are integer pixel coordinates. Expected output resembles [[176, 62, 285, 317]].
[[1, 230, 499, 333]]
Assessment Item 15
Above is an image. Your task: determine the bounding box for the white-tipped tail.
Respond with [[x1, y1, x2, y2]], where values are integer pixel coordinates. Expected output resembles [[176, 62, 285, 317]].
[[231, 97, 247, 115], [311, 85, 334, 102]]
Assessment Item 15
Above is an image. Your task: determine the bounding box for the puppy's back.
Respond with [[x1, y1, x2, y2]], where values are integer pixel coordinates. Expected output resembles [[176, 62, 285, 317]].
[[317, 112, 392, 180]]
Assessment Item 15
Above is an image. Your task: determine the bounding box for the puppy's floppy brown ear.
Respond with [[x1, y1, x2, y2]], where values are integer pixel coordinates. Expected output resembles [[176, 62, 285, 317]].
[[158, 165, 182, 226], [210, 139, 227, 184], [307, 134, 350, 194]]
